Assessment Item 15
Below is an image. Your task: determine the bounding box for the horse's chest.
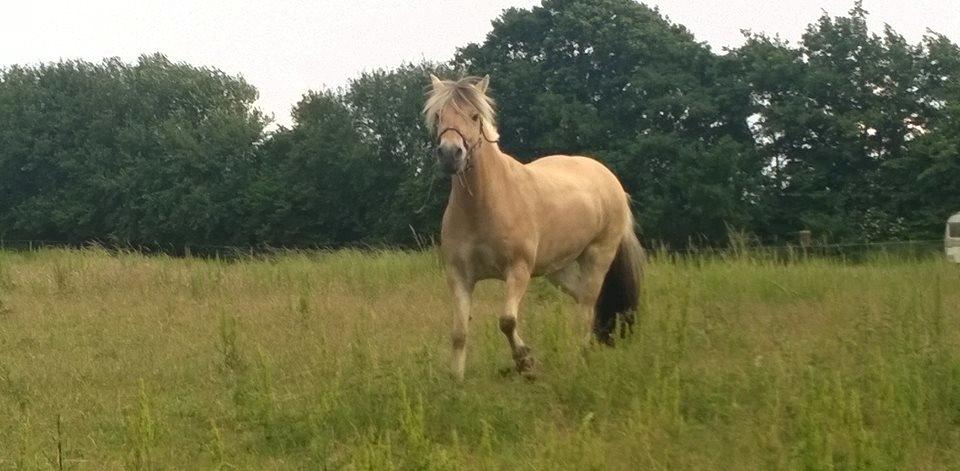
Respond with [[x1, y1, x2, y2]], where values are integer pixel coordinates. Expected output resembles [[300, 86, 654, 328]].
[[442, 206, 536, 280], [473, 245, 504, 279], [445, 239, 521, 281]]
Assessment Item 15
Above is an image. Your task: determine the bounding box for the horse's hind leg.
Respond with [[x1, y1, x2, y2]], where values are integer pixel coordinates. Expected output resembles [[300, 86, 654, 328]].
[[546, 263, 581, 299], [547, 257, 609, 345], [574, 244, 619, 345], [502, 264, 535, 376]]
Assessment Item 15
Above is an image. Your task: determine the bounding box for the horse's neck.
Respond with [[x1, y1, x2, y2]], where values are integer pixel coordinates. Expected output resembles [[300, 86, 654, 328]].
[[449, 143, 522, 218]]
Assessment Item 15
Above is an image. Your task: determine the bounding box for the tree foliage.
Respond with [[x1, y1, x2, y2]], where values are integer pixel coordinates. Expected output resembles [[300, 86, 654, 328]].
[[455, 0, 763, 244], [0, 2, 957, 250], [0, 54, 264, 247], [737, 3, 960, 241]]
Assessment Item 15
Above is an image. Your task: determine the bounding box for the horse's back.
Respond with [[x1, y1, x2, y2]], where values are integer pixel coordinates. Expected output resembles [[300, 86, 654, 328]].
[[522, 154, 631, 274], [525, 154, 627, 206]]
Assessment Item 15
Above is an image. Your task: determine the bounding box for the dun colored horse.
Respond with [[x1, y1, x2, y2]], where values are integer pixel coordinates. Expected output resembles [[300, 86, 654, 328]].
[[424, 75, 644, 380]]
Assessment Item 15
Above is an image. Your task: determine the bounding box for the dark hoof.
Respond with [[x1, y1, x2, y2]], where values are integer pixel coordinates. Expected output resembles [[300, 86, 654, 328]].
[[515, 354, 535, 372], [519, 366, 537, 382], [594, 333, 616, 347], [514, 346, 536, 376], [499, 362, 537, 380], [500, 346, 537, 379]]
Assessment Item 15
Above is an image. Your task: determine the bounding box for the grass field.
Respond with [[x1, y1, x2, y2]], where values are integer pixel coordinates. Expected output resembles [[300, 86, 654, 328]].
[[0, 248, 958, 469]]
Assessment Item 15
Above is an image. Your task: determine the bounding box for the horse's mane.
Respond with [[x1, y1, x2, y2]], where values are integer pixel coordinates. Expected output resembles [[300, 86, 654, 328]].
[[423, 76, 500, 141]]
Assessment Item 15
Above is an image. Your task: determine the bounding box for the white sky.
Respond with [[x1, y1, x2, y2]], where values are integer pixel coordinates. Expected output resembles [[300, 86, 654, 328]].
[[2, 1, 957, 126]]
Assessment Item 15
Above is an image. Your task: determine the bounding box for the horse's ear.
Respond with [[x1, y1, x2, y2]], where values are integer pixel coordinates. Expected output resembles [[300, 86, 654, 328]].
[[476, 75, 490, 94], [430, 74, 442, 88]]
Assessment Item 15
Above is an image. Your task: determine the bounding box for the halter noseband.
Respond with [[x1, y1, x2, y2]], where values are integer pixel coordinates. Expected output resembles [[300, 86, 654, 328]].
[[434, 119, 498, 174]]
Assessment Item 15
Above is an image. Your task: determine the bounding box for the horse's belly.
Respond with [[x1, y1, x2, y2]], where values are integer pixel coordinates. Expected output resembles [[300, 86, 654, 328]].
[[532, 253, 578, 277], [457, 240, 583, 279], [532, 239, 589, 276]]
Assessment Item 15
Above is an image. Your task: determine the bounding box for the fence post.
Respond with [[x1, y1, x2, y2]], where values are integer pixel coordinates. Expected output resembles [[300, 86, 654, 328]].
[[798, 230, 812, 257]]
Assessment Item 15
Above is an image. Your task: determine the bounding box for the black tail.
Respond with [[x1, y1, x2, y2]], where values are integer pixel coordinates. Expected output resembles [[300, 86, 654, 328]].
[[594, 222, 644, 345]]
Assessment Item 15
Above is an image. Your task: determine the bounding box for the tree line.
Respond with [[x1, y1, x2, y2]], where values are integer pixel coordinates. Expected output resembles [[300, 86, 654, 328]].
[[1, 0, 958, 250]]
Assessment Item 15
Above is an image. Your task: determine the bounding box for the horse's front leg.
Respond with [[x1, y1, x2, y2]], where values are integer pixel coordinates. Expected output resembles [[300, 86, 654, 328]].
[[447, 270, 475, 381], [501, 264, 534, 376]]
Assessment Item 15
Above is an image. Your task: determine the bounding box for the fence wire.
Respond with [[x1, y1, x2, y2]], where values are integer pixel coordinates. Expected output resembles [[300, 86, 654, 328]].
[[0, 237, 950, 262], [651, 238, 947, 263]]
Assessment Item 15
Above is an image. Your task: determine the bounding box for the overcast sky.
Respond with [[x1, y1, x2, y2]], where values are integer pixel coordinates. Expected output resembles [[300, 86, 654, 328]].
[[2, 1, 957, 126]]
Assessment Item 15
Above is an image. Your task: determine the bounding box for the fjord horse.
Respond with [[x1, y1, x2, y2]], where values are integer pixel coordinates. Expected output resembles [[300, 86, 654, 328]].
[[425, 75, 643, 380]]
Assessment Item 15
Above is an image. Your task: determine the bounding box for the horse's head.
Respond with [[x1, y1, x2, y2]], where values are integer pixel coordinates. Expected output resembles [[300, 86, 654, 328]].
[[424, 75, 499, 175]]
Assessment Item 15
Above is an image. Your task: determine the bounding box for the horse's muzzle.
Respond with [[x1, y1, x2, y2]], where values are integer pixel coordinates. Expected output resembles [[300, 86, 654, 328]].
[[436, 143, 465, 175]]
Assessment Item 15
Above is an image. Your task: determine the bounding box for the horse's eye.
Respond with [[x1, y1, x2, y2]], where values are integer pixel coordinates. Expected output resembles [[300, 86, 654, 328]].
[[471, 114, 479, 122]]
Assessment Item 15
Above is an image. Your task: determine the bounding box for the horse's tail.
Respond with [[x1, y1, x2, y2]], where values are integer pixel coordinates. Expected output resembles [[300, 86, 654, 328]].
[[594, 206, 644, 345]]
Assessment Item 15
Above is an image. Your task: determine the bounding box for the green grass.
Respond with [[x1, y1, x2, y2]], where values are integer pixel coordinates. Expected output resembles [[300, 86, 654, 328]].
[[0, 248, 958, 469]]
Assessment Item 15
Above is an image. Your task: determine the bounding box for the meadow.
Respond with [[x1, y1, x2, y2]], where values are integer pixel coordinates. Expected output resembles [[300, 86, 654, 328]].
[[0, 247, 958, 469]]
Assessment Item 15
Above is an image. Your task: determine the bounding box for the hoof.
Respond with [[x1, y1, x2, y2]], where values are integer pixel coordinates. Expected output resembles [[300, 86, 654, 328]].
[[500, 346, 537, 379], [519, 366, 537, 382], [514, 346, 536, 376], [499, 360, 537, 380], [515, 353, 536, 373]]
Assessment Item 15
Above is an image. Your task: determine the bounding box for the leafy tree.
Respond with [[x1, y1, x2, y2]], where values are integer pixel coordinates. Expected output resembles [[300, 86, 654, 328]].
[[345, 63, 452, 243], [2, 2, 958, 251], [455, 0, 763, 246], [0, 54, 265, 247], [246, 91, 377, 246], [253, 63, 450, 247], [736, 2, 960, 242], [881, 33, 960, 238]]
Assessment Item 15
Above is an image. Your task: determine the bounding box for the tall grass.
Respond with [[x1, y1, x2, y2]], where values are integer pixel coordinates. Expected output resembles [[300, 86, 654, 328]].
[[0, 248, 957, 469]]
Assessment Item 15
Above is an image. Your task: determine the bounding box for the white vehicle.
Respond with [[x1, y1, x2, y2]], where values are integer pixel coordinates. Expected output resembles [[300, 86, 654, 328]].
[[947, 212, 960, 263]]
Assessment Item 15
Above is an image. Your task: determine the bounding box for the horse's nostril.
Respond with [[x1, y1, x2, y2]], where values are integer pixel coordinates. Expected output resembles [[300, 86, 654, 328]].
[[437, 144, 462, 161]]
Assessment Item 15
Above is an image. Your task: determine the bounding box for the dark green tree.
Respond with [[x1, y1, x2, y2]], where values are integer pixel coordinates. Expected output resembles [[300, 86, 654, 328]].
[[250, 62, 452, 247], [345, 63, 452, 243], [245, 91, 377, 246], [0, 54, 265, 247], [2, 2, 957, 251], [881, 33, 960, 238], [736, 2, 960, 242], [455, 0, 763, 246]]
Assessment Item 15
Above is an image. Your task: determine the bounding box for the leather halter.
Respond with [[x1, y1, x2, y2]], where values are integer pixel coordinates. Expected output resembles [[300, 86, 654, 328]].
[[434, 119, 498, 174]]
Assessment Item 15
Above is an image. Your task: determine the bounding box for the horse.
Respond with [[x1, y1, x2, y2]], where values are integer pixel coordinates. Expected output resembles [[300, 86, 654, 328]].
[[424, 75, 644, 380]]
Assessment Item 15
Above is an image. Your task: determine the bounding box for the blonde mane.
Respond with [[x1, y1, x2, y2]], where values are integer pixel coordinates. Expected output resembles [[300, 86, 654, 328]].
[[423, 76, 500, 141]]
